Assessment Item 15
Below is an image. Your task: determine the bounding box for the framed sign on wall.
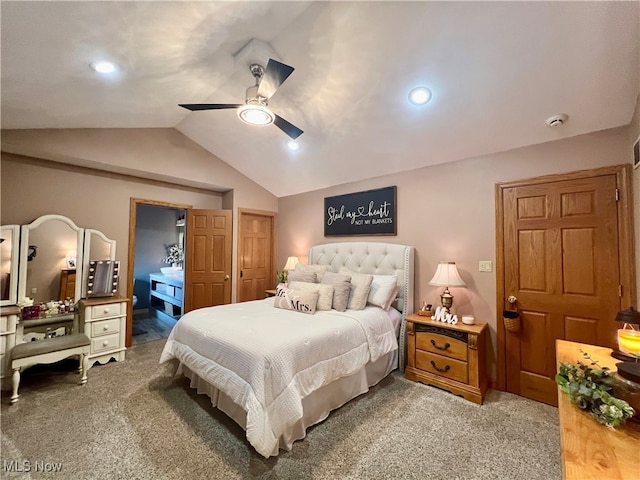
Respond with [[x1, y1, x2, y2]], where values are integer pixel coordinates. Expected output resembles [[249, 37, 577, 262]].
[[324, 186, 397, 236]]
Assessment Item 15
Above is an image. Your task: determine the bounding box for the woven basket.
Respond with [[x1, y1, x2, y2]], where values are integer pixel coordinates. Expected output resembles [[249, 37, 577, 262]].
[[503, 311, 520, 332]]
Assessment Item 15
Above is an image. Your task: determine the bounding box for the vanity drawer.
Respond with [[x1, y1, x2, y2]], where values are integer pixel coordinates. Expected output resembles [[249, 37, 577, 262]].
[[90, 303, 123, 320], [415, 330, 468, 362], [91, 333, 121, 354], [91, 318, 121, 337], [415, 350, 468, 384]]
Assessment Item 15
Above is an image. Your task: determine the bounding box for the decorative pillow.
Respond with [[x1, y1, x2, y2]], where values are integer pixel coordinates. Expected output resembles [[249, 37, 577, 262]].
[[274, 285, 318, 314], [321, 272, 352, 312], [287, 270, 317, 283], [339, 268, 373, 310], [288, 281, 334, 311], [368, 274, 399, 310], [294, 263, 329, 282]]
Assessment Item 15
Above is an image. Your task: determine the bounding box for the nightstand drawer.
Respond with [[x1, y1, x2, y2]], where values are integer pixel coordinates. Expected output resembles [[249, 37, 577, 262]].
[[91, 333, 121, 353], [0, 336, 6, 356], [91, 303, 122, 320], [416, 331, 468, 361], [416, 350, 468, 384], [91, 318, 121, 337]]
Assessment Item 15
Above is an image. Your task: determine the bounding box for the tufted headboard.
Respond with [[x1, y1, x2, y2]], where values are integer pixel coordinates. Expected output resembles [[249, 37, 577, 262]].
[[308, 242, 415, 370]]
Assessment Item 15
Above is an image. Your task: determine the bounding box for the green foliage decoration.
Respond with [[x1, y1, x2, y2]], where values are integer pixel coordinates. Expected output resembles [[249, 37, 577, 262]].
[[276, 271, 288, 283], [555, 350, 635, 428]]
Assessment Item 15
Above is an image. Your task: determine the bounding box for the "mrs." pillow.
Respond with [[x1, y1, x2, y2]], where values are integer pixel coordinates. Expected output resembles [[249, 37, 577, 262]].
[[287, 281, 335, 311], [273, 285, 319, 314]]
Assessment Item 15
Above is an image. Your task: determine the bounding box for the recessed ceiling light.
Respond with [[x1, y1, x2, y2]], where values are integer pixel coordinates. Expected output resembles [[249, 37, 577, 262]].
[[409, 87, 432, 105], [287, 140, 300, 151], [91, 61, 117, 74]]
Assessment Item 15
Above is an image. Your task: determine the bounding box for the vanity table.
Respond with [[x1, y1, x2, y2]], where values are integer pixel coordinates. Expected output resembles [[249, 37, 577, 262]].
[[0, 215, 126, 391]]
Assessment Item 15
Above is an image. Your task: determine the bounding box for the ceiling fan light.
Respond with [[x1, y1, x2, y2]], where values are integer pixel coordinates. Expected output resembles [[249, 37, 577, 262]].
[[237, 105, 274, 126]]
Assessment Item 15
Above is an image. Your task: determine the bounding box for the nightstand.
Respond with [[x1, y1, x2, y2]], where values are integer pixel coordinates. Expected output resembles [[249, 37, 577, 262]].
[[265, 289, 277, 297], [404, 312, 489, 404]]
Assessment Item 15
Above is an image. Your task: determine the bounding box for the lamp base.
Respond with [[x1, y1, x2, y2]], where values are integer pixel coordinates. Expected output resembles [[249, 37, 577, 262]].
[[617, 361, 640, 384], [611, 350, 637, 361]]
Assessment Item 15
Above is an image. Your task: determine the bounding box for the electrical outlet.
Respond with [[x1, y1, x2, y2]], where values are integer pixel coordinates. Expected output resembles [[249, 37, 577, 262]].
[[478, 260, 493, 272], [31, 287, 38, 294]]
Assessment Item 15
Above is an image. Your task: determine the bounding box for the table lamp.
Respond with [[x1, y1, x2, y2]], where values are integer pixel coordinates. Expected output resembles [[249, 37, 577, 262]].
[[283, 256, 299, 272], [428, 261, 466, 313], [614, 306, 640, 384]]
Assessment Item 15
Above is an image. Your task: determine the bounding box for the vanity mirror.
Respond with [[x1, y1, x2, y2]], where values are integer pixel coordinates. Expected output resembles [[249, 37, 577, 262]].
[[82, 229, 116, 298], [18, 214, 84, 304], [1, 225, 20, 306], [86, 260, 120, 297]]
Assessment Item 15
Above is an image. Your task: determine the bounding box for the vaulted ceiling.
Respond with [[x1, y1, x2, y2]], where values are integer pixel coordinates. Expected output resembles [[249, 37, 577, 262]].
[[2, 1, 639, 197]]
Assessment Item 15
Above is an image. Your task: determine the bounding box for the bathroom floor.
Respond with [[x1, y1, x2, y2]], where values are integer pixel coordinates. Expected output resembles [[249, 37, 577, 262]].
[[131, 312, 175, 346]]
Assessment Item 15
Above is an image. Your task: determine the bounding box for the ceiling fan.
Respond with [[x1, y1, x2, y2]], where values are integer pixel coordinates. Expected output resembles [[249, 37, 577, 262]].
[[179, 58, 303, 140]]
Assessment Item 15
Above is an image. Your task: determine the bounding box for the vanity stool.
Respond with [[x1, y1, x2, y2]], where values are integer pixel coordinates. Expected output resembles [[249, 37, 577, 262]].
[[10, 333, 90, 404]]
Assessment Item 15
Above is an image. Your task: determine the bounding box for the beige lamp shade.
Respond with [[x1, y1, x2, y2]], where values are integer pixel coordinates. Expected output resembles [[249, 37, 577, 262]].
[[283, 256, 299, 271], [428, 262, 466, 287], [429, 261, 465, 313]]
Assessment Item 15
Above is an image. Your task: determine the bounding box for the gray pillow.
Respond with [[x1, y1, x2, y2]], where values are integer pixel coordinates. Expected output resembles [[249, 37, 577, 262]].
[[321, 272, 352, 312], [287, 270, 317, 283], [294, 263, 329, 282]]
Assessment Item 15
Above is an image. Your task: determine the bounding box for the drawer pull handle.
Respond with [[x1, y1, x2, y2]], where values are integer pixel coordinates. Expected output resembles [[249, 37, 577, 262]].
[[430, 361, 450, 373], [103, 309, 110, 314], [102, 340, 109, 347], [431, 339, 450, 351], [103, 325, 109, 331]]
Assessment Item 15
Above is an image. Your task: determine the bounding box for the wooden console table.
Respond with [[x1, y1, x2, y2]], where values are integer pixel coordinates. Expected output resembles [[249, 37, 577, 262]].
[[556, 340, 640, 480]]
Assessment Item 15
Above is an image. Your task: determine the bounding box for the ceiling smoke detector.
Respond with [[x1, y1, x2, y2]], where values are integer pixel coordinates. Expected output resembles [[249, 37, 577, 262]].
[[546, 113, 569, 128]]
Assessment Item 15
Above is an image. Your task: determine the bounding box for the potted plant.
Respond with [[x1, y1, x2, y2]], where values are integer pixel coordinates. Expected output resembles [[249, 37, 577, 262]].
[[555, 350, 635, 427]]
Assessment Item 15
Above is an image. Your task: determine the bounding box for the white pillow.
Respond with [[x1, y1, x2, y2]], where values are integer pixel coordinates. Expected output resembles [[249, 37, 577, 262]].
[[295, 263, 329, 282], [274, 285, 318, 314], [338, 267, 373, 310], [288, 281, 335, 311], [368, 274, 399, 310]]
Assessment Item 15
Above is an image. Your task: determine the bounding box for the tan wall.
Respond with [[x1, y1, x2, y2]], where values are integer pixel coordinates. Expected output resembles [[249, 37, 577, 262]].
[[0, 154, 223, 297], [1, 128, 279, 301], [277, 125, 635, 373], [631, 92, 640, 303]]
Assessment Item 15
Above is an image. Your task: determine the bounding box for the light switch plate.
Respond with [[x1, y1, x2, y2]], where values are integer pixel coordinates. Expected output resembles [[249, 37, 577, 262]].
[[479, 260, 493, 272]]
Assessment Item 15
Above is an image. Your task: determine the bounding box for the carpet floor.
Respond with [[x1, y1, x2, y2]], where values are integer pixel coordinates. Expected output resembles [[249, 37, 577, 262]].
[[0, 340, 561, 479]]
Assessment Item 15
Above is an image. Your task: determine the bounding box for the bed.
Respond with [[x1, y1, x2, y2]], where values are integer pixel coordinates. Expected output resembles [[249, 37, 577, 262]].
[[160, 242, 415, 457]]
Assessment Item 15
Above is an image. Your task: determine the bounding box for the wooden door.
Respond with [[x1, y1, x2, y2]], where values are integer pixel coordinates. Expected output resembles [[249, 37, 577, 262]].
[[501, 174, 622, 406], [184, 209, 232, 312], [238, 211, 275, 302]]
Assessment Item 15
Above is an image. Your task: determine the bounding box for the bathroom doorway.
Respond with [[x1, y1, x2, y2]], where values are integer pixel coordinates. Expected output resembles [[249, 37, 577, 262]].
[[127, 198, 190, 346]]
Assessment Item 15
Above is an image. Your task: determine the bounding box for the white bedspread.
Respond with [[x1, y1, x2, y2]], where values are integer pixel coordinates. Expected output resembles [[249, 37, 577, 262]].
[[159, 297, 398, 457]]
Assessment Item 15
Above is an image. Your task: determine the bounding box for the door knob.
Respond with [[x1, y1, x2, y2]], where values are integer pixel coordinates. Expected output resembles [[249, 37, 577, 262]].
[[507, 295, 517, 304], [224, 275, 230, 280]]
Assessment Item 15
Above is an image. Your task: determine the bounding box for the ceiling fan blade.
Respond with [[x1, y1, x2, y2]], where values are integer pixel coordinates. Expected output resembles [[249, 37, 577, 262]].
[[257, 59, 294, 100], [179, 103, 241, 111], [274, 113, 303, 140]]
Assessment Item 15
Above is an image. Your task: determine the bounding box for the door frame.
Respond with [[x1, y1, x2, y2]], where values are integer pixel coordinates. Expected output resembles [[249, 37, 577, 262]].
[[236, 208, 278, 302], [494, 164, 635, 391], [126, 198, 192, 347]]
